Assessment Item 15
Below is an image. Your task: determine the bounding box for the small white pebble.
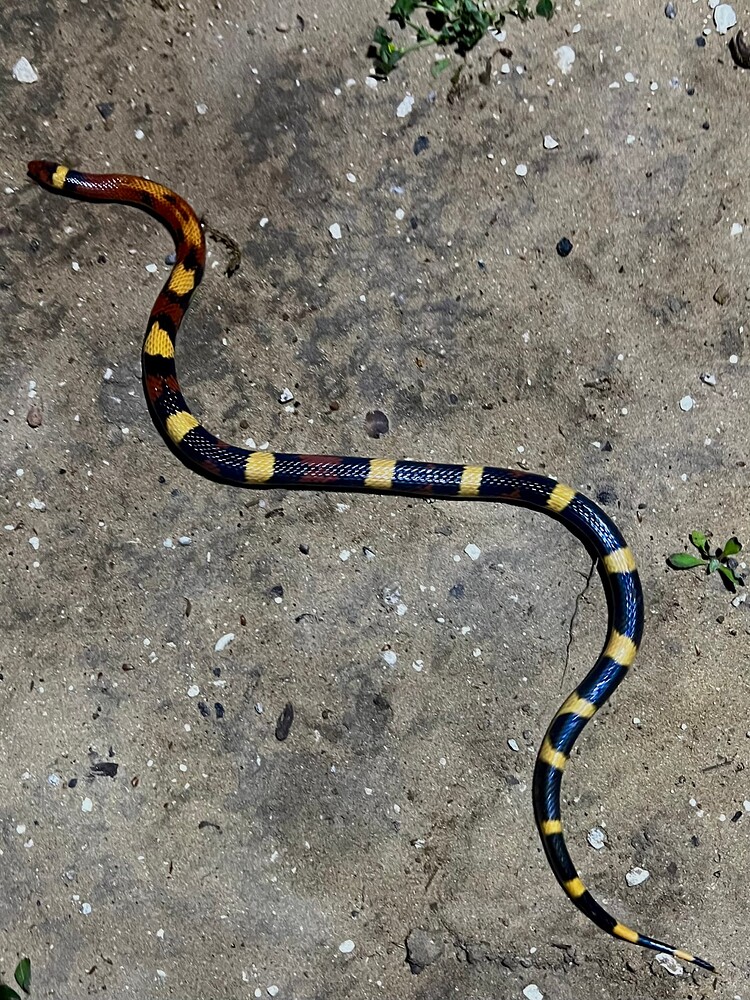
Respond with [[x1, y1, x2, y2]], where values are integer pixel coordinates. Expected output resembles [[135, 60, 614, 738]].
[[730, 222, 743, 237], [515, 163, 528, 177], [396, 93, 414, 118], [259, 217, 269, 228], [701, 372, 717, 386], [134, 129, 145, 140], [187, 685, 200, 698], [12, 56, 38, 83], [145, 263, 158, 273], [543, 134, 559, 149], [464, 543, 481, 561], [382, 650, 397, 667], [178, 536, 191, 546], [624, 71, 636, 83], [587, 827, 606, 850], [729, 354, 739, 364], [554, 45, 575, 74], [508, 738, 520, 752], [28, 536, 39, 550], [338, 939, 355, 954], [625, 866, 650, 886], [71, 261, 80, 272], [329, 223, 342, 240], [523, 985, 544, 1000], [81, 902, 92, 915], [339, 549, 351, 562], [267, 988, 279, 998], [656, 953, 684, 976], [196, 103, 208, 115], [214, 633, 235, 652], [679, 395, 694, 412], [81, 798, 93, 813], [412, 659, 424, 672], [346, 172, 356, 183], [29, 498, 46, 511], [279, 387, 294, 403], [714, 3, 737, 34]]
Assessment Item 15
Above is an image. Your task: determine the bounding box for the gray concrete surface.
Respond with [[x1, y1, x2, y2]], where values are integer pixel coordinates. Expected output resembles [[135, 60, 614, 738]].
[[1, 1, 749, 997]]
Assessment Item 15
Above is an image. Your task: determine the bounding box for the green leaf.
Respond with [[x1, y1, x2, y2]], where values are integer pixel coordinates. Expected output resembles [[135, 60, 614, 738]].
[[416, 24, 431, 41], [722, 536, 743, 557], [536, 0, 554, 17], [389, 0, 421, 28], [14, 959, 30, 994], [667, 553, 705, 570], [717, 564, 740, 592], [689, 529, 709, 554], [431, 55, 452, 74], [370, 26, 404, 76], [0, 987, 21, 1000]]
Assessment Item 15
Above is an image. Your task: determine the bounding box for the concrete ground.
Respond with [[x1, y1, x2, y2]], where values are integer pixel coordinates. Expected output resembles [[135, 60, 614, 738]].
[[1, 1, 749, 996]]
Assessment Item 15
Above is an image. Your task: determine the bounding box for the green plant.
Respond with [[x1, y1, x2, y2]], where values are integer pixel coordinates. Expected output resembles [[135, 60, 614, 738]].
[[0, 958, 31, 999], [667, 530, 745, 593], [370, 0, 554, 78]]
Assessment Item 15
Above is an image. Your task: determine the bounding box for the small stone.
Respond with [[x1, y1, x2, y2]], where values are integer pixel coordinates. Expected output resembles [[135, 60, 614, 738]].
[[413, 135, 430, 155], [405, 929, 442, 974], [279, 387, 294, 403], [214, 633, 235, 651], [338, 939, 355, 954], [12, 57, 38, 83], [679, 395, 694, 412], [554, 45, 576, 74], [587, 827, 606, 850], [365, 410, 389, 439], [96, 101, 114, 120], [625, 865, 650, 886], [556, 237, 573, 257], [656, 953, 684, 976], [515, 163, 528, 177], [187, 685, 200, 697], [464, 543, 481, 561], [543, 134, 559, 149], [276, 21, 290, 31], [523, 986, 544, 1000], [700, 372, 717, 386], [731, 222, 744, 236], [329, 223, 342, 240], [714, 3, 737, 34], [713, 283, 730, 304], [508, 738, 520, 752], [665, 1, 677, 17], [396, 93, 414, 118], [81, 797, 93, 813], [195, 103, 208, 115]]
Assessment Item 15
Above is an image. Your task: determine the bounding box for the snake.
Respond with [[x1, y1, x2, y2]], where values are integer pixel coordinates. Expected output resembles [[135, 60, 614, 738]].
[[26, 160, 714, 973]]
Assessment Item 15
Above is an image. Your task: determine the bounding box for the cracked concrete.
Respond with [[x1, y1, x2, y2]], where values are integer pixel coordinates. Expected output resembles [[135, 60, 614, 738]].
[[1, 1, 750, 997]]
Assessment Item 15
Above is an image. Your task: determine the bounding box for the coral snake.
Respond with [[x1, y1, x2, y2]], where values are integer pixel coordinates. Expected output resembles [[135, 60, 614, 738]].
[[27, 160, 714, 973]]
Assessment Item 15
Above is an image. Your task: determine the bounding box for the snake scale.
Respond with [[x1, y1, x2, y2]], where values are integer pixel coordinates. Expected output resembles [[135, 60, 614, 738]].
[[27, 160, 714, 973]]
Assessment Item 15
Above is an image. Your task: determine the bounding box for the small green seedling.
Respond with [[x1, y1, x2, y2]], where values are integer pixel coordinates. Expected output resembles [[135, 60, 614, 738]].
[[0, 957, 31, 999], [370, 0, 554, 78], [667, 530, 745, 593]]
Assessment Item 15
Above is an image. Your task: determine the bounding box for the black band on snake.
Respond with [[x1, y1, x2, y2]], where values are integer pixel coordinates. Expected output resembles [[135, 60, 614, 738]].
[[26, 159, 714, 973]]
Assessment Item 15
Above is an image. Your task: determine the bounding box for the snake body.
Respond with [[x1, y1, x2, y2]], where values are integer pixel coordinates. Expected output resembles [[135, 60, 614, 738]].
[[27, 160, 713, 972]]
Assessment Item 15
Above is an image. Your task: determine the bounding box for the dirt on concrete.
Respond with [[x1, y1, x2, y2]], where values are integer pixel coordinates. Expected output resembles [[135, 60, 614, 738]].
[[1, 1, 749, 997]]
